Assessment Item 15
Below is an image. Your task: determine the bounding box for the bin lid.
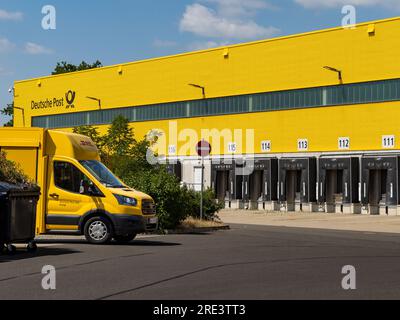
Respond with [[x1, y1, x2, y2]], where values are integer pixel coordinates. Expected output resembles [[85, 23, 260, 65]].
[[0, 182, 19, 192], [0, 182, 40, 193]]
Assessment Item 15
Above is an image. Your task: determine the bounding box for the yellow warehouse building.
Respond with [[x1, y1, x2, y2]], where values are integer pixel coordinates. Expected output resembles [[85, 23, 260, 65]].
[[12, 16, 400, 215]]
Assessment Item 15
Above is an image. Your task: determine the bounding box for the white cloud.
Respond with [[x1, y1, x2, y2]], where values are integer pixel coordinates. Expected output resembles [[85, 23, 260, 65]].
[[187, 40, 230, 51], [180, 3, 279, 40], [25, 42, 54, 55], [294, 0, 400, 10], [204, 0, 278, 18], [0, 37, 15, 53], [0, 9, 23, 21]]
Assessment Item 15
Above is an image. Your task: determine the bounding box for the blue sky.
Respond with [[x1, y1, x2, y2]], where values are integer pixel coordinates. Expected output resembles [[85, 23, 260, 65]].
[[0, 0, 399, 124]]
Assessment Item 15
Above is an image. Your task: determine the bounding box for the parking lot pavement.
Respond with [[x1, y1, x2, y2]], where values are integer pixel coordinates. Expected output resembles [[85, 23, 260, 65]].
[[12, 234, 161, 249], [2, 225, 400, 300], [218, 210, 400, 234]]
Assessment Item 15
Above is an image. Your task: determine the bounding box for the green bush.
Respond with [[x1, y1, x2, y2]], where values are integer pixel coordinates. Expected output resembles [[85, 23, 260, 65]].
[[190, 188, 224, 221], [123, 167, 191, 230], [0, 151, 30, 185], [124, 167, 223, 229]]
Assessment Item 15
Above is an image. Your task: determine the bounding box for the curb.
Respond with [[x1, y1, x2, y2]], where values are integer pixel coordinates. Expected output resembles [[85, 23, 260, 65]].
[[163, 224, 230, 235]]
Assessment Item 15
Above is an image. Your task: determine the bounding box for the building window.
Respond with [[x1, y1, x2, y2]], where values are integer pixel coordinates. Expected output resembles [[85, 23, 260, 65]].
[[31, 77, 400, 129]]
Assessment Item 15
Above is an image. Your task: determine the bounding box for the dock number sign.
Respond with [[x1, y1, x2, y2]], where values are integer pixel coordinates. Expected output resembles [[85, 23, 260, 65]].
[[196, 140, 212, 157]]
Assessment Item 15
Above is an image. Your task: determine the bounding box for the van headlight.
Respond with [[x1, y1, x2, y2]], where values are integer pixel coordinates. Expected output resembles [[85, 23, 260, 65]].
[[114, 194, 138, 207]]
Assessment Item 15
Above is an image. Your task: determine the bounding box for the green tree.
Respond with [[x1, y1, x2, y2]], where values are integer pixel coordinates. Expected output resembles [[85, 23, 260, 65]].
[[103, 115, 136, 157], [1, 103, 14, 127], [74, 116, 137, 173], [52, 60, 102, 75]]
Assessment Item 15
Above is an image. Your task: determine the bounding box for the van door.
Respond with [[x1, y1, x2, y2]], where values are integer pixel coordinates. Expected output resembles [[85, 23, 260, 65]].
[[46, 159, 104, 231]]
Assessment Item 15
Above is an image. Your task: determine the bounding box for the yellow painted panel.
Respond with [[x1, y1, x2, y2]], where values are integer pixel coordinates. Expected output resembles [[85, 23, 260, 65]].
[[13, 17, 400, 129], [1, 147, 38, 181], [46, 225, 79, 231]]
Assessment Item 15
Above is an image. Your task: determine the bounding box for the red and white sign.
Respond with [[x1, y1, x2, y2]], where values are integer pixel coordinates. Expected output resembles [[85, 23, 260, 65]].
[[196, 140, 212, 157]]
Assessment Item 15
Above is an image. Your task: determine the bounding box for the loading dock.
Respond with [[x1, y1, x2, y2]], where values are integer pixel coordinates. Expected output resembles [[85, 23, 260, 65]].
[[361, 156, 399, 215], [241, 158, 278, 210], [278, 158, 317, 212], [230, 159, 249, 209], [166, 160, 182, 181], [318, 157, 360, 214], [211, 160, 236, 209]]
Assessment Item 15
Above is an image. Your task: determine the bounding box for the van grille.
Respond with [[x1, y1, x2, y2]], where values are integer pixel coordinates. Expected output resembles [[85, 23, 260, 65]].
[[142, 200, 156, 215]]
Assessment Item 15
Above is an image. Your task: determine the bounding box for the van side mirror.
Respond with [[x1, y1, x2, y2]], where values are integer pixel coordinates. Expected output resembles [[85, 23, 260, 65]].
[[88, 183, 103, 197], [80, 180, 101, 197]]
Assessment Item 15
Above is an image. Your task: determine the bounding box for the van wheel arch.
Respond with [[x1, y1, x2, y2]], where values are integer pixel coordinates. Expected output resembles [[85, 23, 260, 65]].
[[79, 211, 115, 235]]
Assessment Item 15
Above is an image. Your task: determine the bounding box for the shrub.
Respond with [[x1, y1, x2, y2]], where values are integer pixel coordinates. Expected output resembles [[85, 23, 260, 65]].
[[124, 167, 193, 230], [124, 167, 223, 229], [190, 188, 224, 221]]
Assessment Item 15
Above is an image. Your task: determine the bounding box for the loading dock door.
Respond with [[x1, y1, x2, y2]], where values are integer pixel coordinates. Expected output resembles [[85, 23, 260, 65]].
[[285, 170, 301, 204], [167, 161, 182, 181], [279, 158, 317, 204], [211, 161, 235, 201], [235, 175, 244, 200], [242, 158, 278, 202], [215, 171, 229, 201], [318, 157, 359, 204], [368, 170, 387, 207], [326, 170, 344, 204], [249, 170, 263, 201], [361, 157, 398, 207]]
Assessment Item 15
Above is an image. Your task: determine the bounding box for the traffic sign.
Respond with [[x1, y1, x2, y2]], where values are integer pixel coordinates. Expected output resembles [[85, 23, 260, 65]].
[[196, 140, 212, 157], [196, 140, 211, 221]]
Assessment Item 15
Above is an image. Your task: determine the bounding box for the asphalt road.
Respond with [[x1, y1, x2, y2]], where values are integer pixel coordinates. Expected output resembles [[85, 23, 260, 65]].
[[1, 224, 400, 300]]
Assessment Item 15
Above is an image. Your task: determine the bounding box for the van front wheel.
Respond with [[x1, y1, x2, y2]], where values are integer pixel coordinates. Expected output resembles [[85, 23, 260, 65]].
[[114, 233, 137, 244], [84, 217, 113, 244]]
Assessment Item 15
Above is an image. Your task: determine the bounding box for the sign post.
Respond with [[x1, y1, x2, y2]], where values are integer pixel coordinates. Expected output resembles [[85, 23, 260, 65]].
[[196, 140, 212, 220]]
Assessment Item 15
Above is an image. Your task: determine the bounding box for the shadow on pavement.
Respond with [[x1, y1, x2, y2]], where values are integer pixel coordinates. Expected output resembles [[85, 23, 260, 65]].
[[37, 238, 89, 245], [116, 240, 181, 246], [0, 247, 80, 263], [172, 232, 213, 236], [36, 239, 181, 247]]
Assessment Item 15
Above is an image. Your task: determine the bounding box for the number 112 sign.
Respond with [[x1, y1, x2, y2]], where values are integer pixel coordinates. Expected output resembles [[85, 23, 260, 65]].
[[338, 137, 350, 150]]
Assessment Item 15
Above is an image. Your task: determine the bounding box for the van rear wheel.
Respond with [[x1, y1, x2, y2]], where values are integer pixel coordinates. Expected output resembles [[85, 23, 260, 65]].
[[84, 217, 113, 244], [114, 233, 137, 244]]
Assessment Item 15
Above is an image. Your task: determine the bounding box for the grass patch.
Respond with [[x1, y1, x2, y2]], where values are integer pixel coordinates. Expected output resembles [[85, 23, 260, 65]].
[[178, 217, 226, 229]]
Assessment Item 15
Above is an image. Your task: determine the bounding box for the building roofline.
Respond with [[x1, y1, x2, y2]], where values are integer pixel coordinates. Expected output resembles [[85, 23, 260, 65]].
[[14, 16, 400, 85]]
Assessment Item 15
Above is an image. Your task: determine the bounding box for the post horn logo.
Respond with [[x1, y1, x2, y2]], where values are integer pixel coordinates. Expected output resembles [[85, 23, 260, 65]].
[[65, 90, 76, 109]]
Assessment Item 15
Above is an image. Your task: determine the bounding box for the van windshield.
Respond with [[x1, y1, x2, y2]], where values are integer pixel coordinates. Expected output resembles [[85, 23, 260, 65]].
[[79, 160, 125, 188]]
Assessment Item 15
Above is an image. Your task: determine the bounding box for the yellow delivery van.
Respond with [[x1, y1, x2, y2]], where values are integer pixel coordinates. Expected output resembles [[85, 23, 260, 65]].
[[0, 128, 158, 244]]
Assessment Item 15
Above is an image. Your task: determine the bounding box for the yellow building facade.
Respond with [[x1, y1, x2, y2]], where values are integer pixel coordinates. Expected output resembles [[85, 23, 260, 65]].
[[13, 17, 400, 214]]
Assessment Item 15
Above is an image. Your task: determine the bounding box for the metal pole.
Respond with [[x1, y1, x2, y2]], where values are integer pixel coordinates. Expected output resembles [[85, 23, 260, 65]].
[[200, 156, 204, 220]]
